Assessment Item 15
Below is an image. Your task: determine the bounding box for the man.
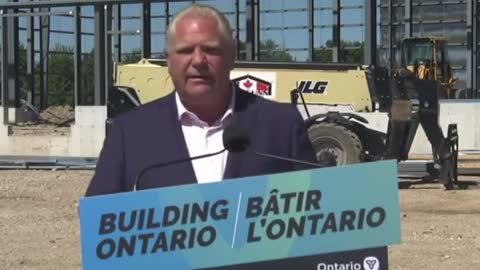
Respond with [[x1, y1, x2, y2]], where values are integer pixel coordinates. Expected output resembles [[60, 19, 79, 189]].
[[85, 4, 317, 196]]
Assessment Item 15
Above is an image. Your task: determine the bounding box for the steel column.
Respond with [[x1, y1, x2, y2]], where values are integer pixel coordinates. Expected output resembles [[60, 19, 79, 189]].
[[39, 7, 49, 109], [245, 0, 259, 61], [94, 4, 106, 106], [165, 1, 169, 27], [308, 0, 314, 61], [141, 1, 151, 58], [332, 0, 341, 63], [105, 4, 112, 100], [112, 4, 121, 63], [405, 0, 412, 37], [475, 0, 479, 98], [365, 0, 377, 65], [254, 0, 259, 61], [235, 0, 240, 59], [6, 7, 19, 109], [245, 0, 253, 60], [74, 6, 82, 105], [467, 0, 478, 98], [388, 0, 394, 69], [3, 5, 20, 108], [1, 12, 8, 120], [26, 4, 35, 106]]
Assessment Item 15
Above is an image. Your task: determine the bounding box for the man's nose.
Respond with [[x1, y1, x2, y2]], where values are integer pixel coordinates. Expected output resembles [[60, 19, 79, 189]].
[[192, 47, 207, 66]]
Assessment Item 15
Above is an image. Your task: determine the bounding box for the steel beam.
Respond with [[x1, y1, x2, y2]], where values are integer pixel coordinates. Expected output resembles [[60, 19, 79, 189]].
[[332, 0, 341, 63], [364, 0, 377, 65], [308, 0, 314, 61], [94, 4, 106, 106], [74, 5, 82, 105], [39, 7, 49, 110], [1, 9, 73, 17], [141, 1, 151, 58], [26, 5, 35, 106], [0, 0, 178, 9]]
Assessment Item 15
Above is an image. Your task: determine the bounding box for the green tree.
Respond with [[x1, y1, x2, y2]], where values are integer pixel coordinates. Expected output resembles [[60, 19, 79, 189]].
[[237, 39, 293, 62], [47, 44, 75, 105], [259, 39, 293, 62], [81, 50, 95, 105], [121, 48, 142, 64], [314, 40, 364, 64], [18, 44, 28, 103]]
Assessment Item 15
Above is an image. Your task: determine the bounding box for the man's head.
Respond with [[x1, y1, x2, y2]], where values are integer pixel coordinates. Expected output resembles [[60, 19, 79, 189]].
[[166, 4, 235, 118]]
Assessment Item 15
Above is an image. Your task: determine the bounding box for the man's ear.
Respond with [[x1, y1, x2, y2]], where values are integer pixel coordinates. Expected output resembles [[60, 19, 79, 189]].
[[164, 50, 169, 65]]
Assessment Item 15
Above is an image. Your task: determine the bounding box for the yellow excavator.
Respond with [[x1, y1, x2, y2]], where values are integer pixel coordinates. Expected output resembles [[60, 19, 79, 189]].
[[107, 36, 460, 189], [400, 36, 457, 99]]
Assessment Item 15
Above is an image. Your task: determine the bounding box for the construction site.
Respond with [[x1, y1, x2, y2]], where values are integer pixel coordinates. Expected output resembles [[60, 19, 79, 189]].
[[1, 0, 479, 269]]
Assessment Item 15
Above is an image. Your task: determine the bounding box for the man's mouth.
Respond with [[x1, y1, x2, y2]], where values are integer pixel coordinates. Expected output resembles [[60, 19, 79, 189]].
[[188, 75, 211, 81]]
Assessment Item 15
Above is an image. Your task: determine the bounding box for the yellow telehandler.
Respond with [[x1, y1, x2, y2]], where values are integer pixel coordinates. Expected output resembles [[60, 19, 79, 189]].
[[106, 38, 460, 189]]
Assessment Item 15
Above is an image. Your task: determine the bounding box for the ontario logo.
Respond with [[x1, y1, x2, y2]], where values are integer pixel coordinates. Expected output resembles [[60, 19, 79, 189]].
[[363, 256, 379, 270], [230, 71, 276, 98], [316, 256, 380, 270]]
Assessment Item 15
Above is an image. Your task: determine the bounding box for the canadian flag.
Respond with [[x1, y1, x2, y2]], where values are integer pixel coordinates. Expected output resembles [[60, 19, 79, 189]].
[[234, 75, 272, 96]]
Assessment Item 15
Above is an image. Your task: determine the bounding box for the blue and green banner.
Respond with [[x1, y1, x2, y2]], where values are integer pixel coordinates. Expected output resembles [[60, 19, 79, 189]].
[[79, 160, 401, 270]]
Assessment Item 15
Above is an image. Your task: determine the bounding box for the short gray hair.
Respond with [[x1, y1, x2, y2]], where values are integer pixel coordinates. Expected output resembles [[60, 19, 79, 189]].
[[166, 4, 234, 51]]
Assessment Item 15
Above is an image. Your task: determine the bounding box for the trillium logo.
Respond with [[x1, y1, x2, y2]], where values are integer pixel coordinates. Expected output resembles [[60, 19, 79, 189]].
[[363, 256, 380, 270]]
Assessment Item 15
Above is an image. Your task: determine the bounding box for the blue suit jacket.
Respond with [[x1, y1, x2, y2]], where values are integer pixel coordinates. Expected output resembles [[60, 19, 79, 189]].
[[85, 88, 317, 196]]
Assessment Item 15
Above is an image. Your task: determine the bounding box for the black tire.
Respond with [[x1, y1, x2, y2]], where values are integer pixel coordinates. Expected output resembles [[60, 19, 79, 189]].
[[308, 123, 363, 166]]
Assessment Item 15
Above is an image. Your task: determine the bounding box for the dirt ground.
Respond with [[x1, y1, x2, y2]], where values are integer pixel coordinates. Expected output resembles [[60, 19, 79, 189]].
[[0, 170, 478, 270]]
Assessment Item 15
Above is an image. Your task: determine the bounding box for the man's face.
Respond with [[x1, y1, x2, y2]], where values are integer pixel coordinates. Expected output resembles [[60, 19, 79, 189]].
[[167, 15, 234, 103]]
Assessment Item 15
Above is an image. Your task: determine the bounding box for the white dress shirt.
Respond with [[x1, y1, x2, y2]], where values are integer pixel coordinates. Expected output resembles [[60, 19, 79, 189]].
[[175, 89, 235, 184]]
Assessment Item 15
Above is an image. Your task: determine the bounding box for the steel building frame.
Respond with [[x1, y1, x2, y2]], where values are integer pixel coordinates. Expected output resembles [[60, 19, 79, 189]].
[[0, 0, 478, 117]]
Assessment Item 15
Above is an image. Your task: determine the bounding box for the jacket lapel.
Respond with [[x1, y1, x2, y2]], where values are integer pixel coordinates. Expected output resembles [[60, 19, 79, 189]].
[[161, 92, 197, 185], [223, 88, 256, 180]]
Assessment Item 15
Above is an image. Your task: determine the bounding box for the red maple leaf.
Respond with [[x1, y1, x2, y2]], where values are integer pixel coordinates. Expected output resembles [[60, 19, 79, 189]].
[[243, 79, 253, 89]]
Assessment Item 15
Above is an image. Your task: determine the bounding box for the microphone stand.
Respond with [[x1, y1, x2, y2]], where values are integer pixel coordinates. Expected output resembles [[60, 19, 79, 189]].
[[253, 151, 323, 168], [133, 148, 227, 191]]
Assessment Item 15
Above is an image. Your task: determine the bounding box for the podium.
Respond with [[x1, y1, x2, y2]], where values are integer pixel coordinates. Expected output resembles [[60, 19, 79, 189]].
[[79, 160, 401, 270]]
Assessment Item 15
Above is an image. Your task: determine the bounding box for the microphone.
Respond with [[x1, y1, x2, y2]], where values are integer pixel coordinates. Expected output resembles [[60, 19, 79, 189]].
[[133, 125, 250, 191], [224, 125, 323, 169], [223, 124, 250, 153]]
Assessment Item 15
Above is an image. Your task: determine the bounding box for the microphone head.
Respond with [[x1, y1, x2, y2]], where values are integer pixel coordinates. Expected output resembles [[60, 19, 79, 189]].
[[223, 125, 250, 153]]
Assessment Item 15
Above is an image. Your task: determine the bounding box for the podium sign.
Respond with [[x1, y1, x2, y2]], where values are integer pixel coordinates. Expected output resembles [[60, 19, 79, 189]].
[[79, 160, 401, 270]]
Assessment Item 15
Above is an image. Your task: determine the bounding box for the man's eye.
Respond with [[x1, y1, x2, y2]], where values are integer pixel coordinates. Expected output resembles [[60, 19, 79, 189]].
[[177, 48, 193, 54], [204, 47, 221, 54]]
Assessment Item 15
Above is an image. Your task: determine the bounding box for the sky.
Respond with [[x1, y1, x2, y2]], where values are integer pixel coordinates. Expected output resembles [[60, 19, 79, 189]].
[[16, 0, 374, 61]]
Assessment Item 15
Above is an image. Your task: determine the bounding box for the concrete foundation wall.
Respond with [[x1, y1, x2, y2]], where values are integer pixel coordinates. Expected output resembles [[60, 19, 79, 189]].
[[0, 106, 106, 157], [69, 106, 107, 157], [0, 108, 12, 150], [0, 101, 479, 157], [7, 108, 38, 123]]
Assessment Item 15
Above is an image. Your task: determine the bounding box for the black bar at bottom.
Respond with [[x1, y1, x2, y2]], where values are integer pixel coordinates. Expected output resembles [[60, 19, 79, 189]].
[[200, 246, 388, 270]]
